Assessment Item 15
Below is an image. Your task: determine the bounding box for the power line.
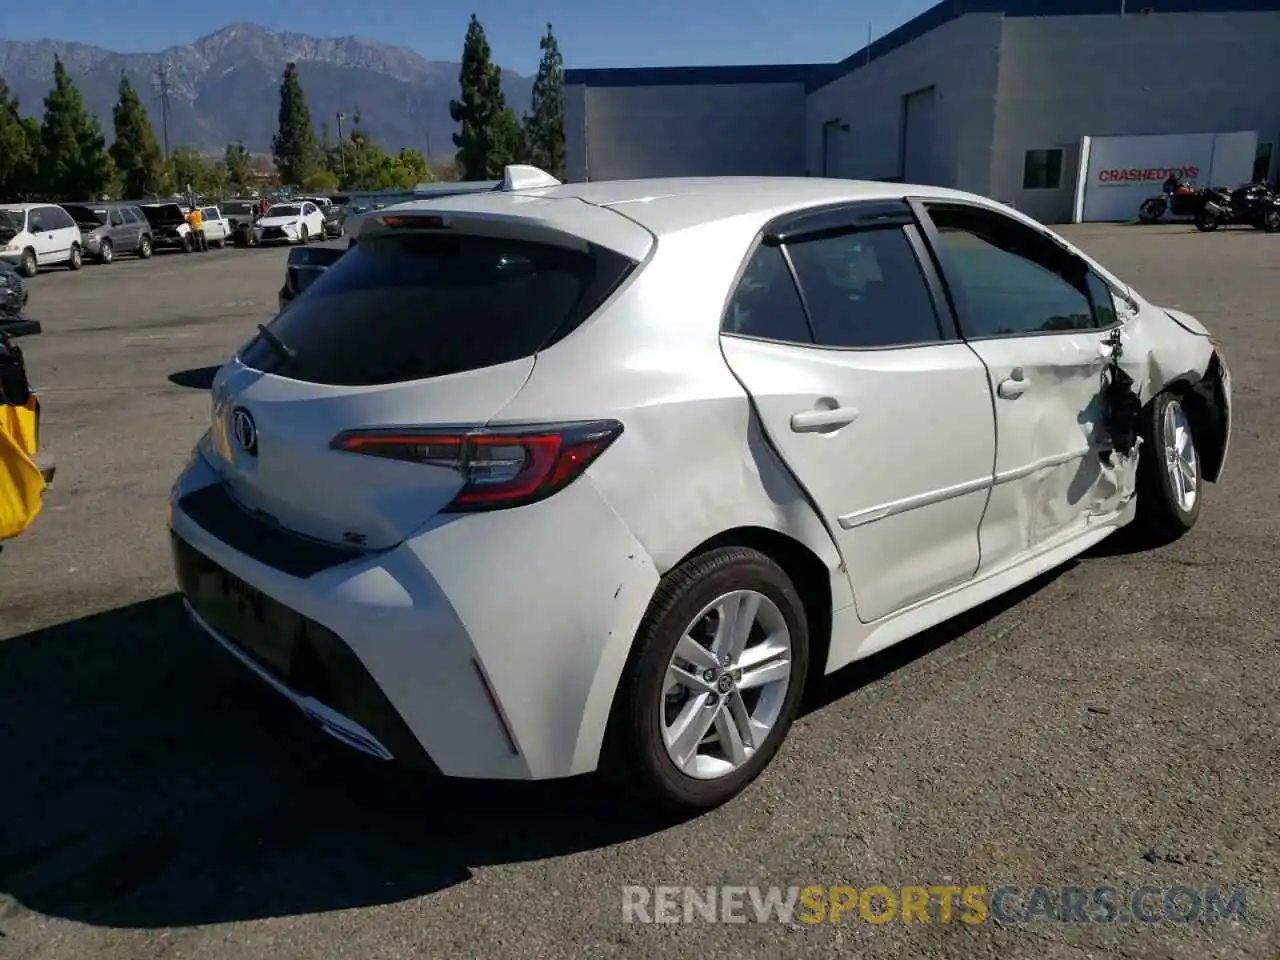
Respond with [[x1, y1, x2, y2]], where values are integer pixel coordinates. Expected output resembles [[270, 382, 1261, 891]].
[[152, 63, 172, 160]]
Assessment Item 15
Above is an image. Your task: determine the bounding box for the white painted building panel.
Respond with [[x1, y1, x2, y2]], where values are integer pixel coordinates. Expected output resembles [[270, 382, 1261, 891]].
[[564, 83, 808, 181], [804, 14, 1004, 190]]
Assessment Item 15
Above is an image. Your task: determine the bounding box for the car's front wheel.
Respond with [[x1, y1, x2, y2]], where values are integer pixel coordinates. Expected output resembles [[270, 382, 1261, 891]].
[[68, 243, 83, 270], [18, 248, 37, 277], [138, 235, 153, 258], [603, 546, 809, 812], [98, 239, 113, 264], [1132, 391, 1203, 545]]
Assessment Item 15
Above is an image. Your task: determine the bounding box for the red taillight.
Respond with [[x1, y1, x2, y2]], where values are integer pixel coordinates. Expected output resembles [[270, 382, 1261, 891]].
[[330, 420, 623, 511]]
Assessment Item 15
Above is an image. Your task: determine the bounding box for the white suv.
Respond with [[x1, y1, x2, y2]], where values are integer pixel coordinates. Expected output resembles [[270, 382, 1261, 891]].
[[169, 167, 1231, 811], [0, 203, 85, 276]]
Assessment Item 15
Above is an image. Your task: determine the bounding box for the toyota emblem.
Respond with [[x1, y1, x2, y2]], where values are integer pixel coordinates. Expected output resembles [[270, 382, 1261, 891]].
[[230, 407, 258, 456]]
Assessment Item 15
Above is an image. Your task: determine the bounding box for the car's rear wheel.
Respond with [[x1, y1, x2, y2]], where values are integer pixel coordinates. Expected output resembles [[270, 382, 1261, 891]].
[[68, 244, 83, 270], [1132, 391, 1203, 545], [19, 248, 37, 277], [603, 547, 809, 812], [1262, 208, 1280, 233], [98, 239, 113, 264]]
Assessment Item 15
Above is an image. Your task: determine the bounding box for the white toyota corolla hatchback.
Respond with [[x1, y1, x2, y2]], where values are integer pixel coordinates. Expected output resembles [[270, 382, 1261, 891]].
[[169, 166, 1232, 811]]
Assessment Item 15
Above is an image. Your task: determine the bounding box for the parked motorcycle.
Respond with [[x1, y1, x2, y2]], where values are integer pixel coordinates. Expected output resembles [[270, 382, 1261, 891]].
[[1138, 175, 1223, 223], [1194, 182, 1280, 232]]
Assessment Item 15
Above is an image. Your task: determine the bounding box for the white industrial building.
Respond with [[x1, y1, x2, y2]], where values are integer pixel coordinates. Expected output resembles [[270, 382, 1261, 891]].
[[564, 0, 1280, 223]]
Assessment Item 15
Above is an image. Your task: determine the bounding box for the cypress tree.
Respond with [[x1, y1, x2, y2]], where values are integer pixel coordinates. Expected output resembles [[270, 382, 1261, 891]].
[[110, 74, 166, 199], [449, 14, 509, 180], [525, 24, 566, 179], [271, 63, 321, 186], [39, 57, 115, 199]]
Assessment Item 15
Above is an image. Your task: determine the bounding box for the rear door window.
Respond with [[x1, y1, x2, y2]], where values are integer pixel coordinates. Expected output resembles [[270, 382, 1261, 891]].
[[241, 230, 636, 385], [785, 226, 945, 348]]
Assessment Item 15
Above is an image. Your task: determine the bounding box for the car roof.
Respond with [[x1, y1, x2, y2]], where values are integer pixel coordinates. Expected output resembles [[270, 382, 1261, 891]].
[[0, 202, 65, 211], [370, 176, 983, 238]]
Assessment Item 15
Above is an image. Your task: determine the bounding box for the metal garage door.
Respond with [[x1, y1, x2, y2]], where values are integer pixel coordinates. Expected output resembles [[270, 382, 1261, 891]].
[[901, 87, 939, 185]]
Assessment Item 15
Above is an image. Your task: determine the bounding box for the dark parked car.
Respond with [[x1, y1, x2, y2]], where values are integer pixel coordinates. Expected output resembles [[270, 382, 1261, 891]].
[[322, 205, 345, 238], [138, 203, 194, 253], [276, 244, 345, 313], [0, 260, 40, 337], [63, 202, 154, 264]]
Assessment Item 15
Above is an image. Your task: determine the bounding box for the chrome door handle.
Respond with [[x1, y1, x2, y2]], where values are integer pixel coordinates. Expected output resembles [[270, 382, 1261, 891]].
[[997, 368, 1029, 400], [790, 406, 860, 432]]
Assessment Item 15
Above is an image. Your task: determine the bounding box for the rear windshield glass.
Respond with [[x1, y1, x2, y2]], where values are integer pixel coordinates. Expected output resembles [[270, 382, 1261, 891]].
[[141, 205, 184, 225], [64, 205, 107, 225], [223, 202, 254, 215], [241, 230, 635, 385]]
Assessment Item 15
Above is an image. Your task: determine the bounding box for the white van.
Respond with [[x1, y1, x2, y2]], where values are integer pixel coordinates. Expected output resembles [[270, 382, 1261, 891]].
[[0, 203, 85, 276]]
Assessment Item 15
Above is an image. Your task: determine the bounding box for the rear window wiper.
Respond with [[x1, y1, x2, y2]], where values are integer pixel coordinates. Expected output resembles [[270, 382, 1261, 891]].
[[253, 323, 296, 371]]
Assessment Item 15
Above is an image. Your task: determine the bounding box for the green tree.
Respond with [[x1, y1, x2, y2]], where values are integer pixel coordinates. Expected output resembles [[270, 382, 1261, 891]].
[[301, 169, 339, 193], [449, 14, 510, 180], [168, 147, 218, 198], [396, 147, 431, 184], [524, 23, 566, 179], [491, 108, 527, 171], [224, 142, 253, 194], [109, 74, 166, 199], [271, 62, 321, 186], [0, 80, 39, 199], [39, 57, 116, 199]]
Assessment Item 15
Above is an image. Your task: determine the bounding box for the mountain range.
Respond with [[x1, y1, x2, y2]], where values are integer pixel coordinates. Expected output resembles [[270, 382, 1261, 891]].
[[0, 23, 534, 160]]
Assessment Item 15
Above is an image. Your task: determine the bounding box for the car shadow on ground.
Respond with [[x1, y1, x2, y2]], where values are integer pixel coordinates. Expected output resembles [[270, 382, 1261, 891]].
[[0, 566, 1074, 930], [167, 366, 221, 390]]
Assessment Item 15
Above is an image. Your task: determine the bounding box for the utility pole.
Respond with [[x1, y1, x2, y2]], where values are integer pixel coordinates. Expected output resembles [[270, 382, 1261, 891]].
[[152, 63, 172, 159], [336, 112, 348, 181]]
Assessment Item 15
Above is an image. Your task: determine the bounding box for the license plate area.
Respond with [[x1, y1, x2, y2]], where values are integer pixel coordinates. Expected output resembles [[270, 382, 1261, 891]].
[[174, 534, 303, 677]]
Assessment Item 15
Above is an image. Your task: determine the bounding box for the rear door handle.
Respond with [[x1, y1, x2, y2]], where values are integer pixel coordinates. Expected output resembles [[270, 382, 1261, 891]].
[[790, 406, 860, 432], [997, 368, 1029, 400]]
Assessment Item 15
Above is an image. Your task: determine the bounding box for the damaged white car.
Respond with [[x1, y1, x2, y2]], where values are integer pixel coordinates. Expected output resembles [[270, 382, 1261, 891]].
[[168, 169, 1231, 812]]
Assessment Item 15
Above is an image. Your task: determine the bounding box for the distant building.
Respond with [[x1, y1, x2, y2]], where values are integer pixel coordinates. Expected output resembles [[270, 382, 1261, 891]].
[[564, 0, 1280, 222]]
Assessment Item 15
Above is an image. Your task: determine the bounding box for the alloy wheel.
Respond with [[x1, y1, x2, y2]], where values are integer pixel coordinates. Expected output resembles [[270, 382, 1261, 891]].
[[1164, 400, 1198, 512], [661, 589, 793, 780]]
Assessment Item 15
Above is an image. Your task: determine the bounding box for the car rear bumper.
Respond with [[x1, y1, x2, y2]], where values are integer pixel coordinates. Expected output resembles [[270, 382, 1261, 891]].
[[168, 452, 659, 781]]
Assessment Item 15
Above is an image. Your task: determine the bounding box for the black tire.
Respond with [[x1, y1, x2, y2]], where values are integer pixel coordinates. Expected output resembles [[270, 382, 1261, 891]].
[[1195, 210, 1220, 232], [98, 239, 113, 264], [299, 225, 309, 244], [68, 244, 83, 270], [1138, 197, 1166, 223], [138, 234, 153, 259], [182, 235, 192, 254], [602, 546, 810, 812], [1131, 391, 1203, 546], [1262, 208, 1280, 233], [18, 248, 37, 277]]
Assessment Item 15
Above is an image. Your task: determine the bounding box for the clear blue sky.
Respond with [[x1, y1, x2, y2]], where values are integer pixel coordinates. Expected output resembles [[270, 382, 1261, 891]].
[[2, 0, 939, 74]]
